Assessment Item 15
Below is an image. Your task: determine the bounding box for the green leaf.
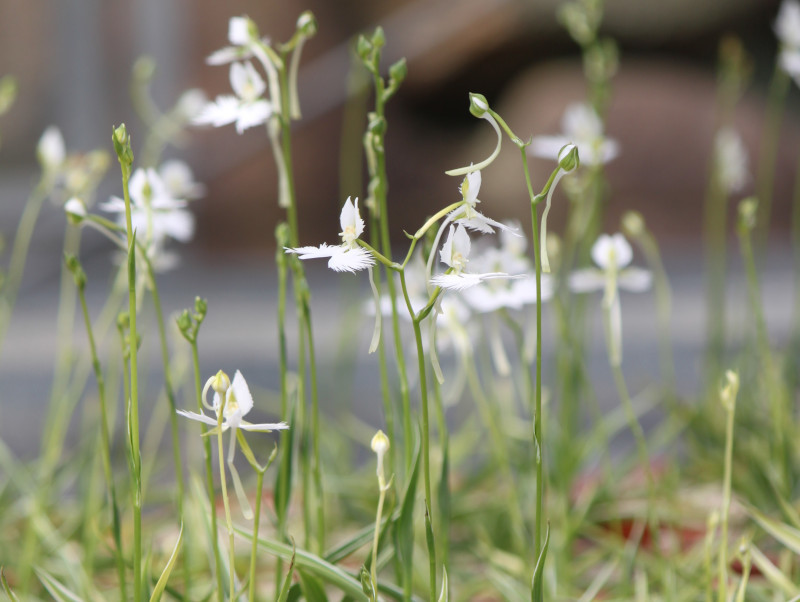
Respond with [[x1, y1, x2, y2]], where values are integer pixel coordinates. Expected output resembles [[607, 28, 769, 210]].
[[1, 568, 19, 602], [34, 568, 83, 602], [277, 540, 297, 602], [437, 566, 448, 602], [298, 569, 328, 602], [149, 522, 184, 602], [286, 583, 303, 602], [394, 436, 421, 594], [437, 442, 451, 566], [747, 505, 800, 554], [749, 544, 800, 597], [530, 523, 551, 602]]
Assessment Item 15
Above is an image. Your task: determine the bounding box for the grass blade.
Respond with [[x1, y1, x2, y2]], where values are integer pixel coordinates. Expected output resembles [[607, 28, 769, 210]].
[[34, 568, 83, 602], [531, 522, 550, 602], [149, 522, 184, 602]]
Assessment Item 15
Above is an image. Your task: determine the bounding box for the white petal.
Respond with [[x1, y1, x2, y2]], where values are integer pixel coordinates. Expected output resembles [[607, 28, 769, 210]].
[[618, 267, 653, 292], [431, 271, 517, 292], [176, 409, 224, 428], [99, 197, 126, 213], [285, 243, 339, 260], [591, 233, 632, 270], [230, 61, 266, 101], [228, 16, 251, 46], [239, 421, 290, 432], [528, 135, 571, 161], [37, 126, 65, 169], [207, 46, 245, 65], [568, 268, 606, 293], [461, 170, 481, 206], [193, 96, 241, 128], [234, 100, 272, 133], [327, 246, 374, 272], [230, 370, 253, 416]]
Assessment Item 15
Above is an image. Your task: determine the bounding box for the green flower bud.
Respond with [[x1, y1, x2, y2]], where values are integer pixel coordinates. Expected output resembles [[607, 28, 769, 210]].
[[64, 198, 87, 225], [356, 36, 372, 62], [275, 222, 291, 248], [738, 197, 758, 231], [194, 296, 208, 320], [112, 123, 134, 166], [297, 11, 318, 37], [372, 26, 386, 49], [117, 311, 130, 331], [132, 56, 156, 83], [389, 57, 407, 86], [210, 370, 231, 396], [176, 310, 191, 333], [468, 92, 489, 118], [367, 113, 387, 136], [359, 566, 375, 599], [621, 211, 646, 238], [558, 143, 580, 172]]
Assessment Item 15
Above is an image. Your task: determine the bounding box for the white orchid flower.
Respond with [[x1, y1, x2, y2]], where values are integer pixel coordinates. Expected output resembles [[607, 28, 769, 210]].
[[449, 169, 518, 235], [529, 102, 618, 167], [159, 159, 206, 200], [286, 197, 375, 273], [430, 224, 520, 291], [194, 61, 274, 134], [206, 16, 268, 66], [37, 126, 65, 172], [714, 127, 749, 195], [776, 1, 800, 80], [568, 233, 651, 365], [178, 370, 288, 519], [101, 167, 195, 247]]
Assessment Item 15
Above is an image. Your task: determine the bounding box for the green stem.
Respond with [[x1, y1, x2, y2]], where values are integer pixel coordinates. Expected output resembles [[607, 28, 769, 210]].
[[119, 158, 143, 602], [717, 397, 736, 602], [249, 469, 266, 602], [76, 274, 127, 600], [189, 340, 224, 600], [215, 414, 235, 601]]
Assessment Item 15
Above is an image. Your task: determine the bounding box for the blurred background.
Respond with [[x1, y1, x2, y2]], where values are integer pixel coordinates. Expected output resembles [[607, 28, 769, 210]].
[[0, 0, 796, 454]]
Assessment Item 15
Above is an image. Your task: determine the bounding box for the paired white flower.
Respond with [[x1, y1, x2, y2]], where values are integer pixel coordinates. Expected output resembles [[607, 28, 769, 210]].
[[450, 170, 517, 235], [714, 127, 749, 195], [177, 370, 288, 518], [194, 61, 273, 134], [177, 369, 288, 433], [776, 1, 800, 81], [430, 224, 520, 291], [286, 197, 375, 273], [529, 102, 618, 167], [569, 233, 651, 365]]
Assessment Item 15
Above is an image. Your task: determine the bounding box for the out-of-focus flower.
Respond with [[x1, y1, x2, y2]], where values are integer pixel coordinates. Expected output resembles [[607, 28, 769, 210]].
[[449, 169, 517, 235], [101, 167, 194, 245], [529, 102, 618, 167], [286, 197, 375, 272], [37, 126, 65, 172], [431, 224, 520, 291], [159, 160, 206, 199], [775, 1, 800, 80], [194, 61, 273, 134], [64, 197, 87, 224], [569, 233, 651, 365], [714, 127, 749, 194], [463, 224, 553, 313], [206, 16, 268, 66]]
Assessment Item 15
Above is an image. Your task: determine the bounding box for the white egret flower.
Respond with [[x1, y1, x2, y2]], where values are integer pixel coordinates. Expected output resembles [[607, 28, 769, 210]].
[[206, 16, 268, 66], [529, 102, 618, 167], [159, 159, 206, 200], [714, 127, 749, 194], [37, 126, 65, 171], [286, 197, 375, 273], [194, 61, 273, 134], [177, 370, 288, 433], [569, 233, 651, 365], [450, 169, 518, 235], [776, 1, 800, 79], [463, 224, 553, 313], [431, 224, 520, 291], [178, 370, 288, 519], [101, 167, 195, 246]]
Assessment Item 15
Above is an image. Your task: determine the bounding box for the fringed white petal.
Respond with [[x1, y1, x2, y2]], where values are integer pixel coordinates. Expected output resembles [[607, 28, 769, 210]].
[[327, 246, 374, 272]]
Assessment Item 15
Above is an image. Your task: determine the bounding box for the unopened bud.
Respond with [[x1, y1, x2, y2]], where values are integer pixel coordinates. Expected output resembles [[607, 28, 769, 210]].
[[621, 211, 645, 238], [112, 123, 134, 166], [297, 11, 318, 37], [210, 370, 231, 396], [558, 143, 580, 172], [468, 92, 489, 118], [738, 197, 758, 231], [64, 197, 87, 225], [389, 58, 407, 87], [720, 370, 739, 412]]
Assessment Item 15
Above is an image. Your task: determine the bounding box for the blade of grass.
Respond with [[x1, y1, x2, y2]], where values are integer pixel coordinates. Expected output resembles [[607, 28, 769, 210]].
[[149, 522, 184, 602]]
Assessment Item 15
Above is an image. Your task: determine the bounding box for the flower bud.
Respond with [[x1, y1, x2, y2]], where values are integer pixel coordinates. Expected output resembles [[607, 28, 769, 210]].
[[117, 311, 130, 331], [738, 197, 758, 231], [176, 309, 192, 335], [468, 92, 489, 118], [371, 429, 390, 456], [356, 35, 372, 62], [112, 123, 134, 167], [389, 58, 407, 87], [0, 75, 17, 116], [371, 26, 386, 49], [297, 11, 318, 37], [64, 197, 87, 225], [37, 126, 65, 171], [194, 296, 208, 320], [558, 143, 580, 172], [211, 370, 231, 396], [65, 254, 87, 290], [621, 211, 645, 238], [720, 369, 739, 412], [133, 56, 156, 82]]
